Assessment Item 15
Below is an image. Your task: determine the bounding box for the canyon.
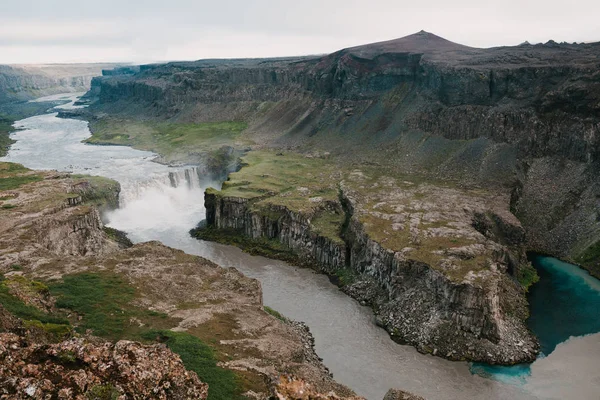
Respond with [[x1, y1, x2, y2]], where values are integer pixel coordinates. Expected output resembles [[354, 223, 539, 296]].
[[1, 30, 599, 399], [76, 31, 600, 367]]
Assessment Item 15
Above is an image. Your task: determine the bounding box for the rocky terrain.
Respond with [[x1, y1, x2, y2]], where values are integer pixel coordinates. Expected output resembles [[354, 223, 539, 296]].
[[194, 151, 538, 364], [0, 162, 388, 399]]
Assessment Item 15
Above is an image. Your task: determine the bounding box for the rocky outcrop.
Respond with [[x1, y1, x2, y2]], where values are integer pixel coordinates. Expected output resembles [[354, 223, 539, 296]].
[[0, 333, 209, 399], [383, 389, 426, 400], [205, 191, 346, 270], [273, 376, 365, 399], [202, 182, 539, 364], [342, 204, 537, 364]]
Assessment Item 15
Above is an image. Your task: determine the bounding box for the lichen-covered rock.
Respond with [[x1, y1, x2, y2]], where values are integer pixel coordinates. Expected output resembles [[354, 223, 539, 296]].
[[0, 333, 209, 399], [383, 388, 426, 400], [273, 376, 365, 400]]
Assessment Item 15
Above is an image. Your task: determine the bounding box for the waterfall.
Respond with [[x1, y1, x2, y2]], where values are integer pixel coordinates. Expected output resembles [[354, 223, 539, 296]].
[[168, 166, 201, 190], [119, 166, 203, 207]]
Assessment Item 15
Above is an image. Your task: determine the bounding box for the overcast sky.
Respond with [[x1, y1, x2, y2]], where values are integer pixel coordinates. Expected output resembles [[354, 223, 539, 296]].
[[0, 0, 598, 64]]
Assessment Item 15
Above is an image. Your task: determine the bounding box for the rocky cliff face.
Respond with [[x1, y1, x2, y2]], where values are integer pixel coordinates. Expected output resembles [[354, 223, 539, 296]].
[[0, 330, 209, 399], [202, 178, 539, 364], [206, 192, 347, 271]]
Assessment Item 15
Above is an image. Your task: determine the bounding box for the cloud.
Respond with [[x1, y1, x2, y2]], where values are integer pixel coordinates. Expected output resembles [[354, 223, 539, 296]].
[[0, 0, 598, 63]]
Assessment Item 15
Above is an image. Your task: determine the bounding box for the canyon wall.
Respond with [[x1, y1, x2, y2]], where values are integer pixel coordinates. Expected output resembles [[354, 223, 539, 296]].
[[202, 187, 539, 365], [0, 63, 122, 104], [87, 33, 600, 273]]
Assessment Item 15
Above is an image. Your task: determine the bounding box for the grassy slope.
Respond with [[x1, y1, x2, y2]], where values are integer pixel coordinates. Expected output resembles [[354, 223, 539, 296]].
[[0, 162, 43, 191], [0, 272, 244, 400], [211, 150, 345, 243], [86, 117, 249, 163], [0, 118, 15, 157]]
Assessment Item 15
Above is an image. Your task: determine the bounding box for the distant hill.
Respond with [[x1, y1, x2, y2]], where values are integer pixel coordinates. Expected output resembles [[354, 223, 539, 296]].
[[0, 63, 123, 104]]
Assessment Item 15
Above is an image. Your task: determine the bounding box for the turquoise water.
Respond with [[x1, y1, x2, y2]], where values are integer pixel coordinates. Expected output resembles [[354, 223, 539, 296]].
[[471, 254, 600, 384]]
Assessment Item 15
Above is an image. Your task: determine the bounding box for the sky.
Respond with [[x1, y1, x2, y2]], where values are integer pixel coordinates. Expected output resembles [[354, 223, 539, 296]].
[[0, 0, 599, 64]]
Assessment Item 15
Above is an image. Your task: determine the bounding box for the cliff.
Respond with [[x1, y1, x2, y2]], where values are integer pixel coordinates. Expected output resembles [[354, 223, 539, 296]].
[[0, 63, 122, 104], [197, 152, 539, 364], [86, 31, 600, 272]]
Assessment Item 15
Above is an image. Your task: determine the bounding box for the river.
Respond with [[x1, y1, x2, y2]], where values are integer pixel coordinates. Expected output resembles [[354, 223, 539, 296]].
[[2, 93, 599, 400]]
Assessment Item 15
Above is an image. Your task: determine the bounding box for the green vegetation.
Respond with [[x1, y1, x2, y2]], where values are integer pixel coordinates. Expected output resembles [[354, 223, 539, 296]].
[[48, 272, 171, 340], [311, 210, 345, 244], [0, 117, 16, 157], [0, 275, 71, 338], [141, 330, 243, 400], [575, 241, 600, 278], [103, 227, 133, 247], [49, 272, 244, 399], [70, 175, 120, 209], [263, 306, 288, 322], [22, 319, 73, 339], [331, 267, 358, 287], [0, 162, 43, 191], [86, 384, 120, 400], [86, 118, 248, 163], [516, 262, 540, 291], [219, 151, 337, 202]]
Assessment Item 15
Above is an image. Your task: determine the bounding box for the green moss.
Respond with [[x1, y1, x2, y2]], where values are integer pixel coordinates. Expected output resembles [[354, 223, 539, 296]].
[[48, 272, 173, 340], [0, 162, 42, 191], [23, 320, 73, 340], [516, 262, 540, 291], [141, 330, 243, 400], [56, 349, 77, 364], [331, 267, 358, 287], [0, 276, 68, 326], [218, 151, 338, 205], [263, 306, 288, 322], [311, 210, 345, 244], [86, 384, 120, 400], [0, 162, 43, 191], [103, 227, 133, 247], [576, 240, 600, 266]]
